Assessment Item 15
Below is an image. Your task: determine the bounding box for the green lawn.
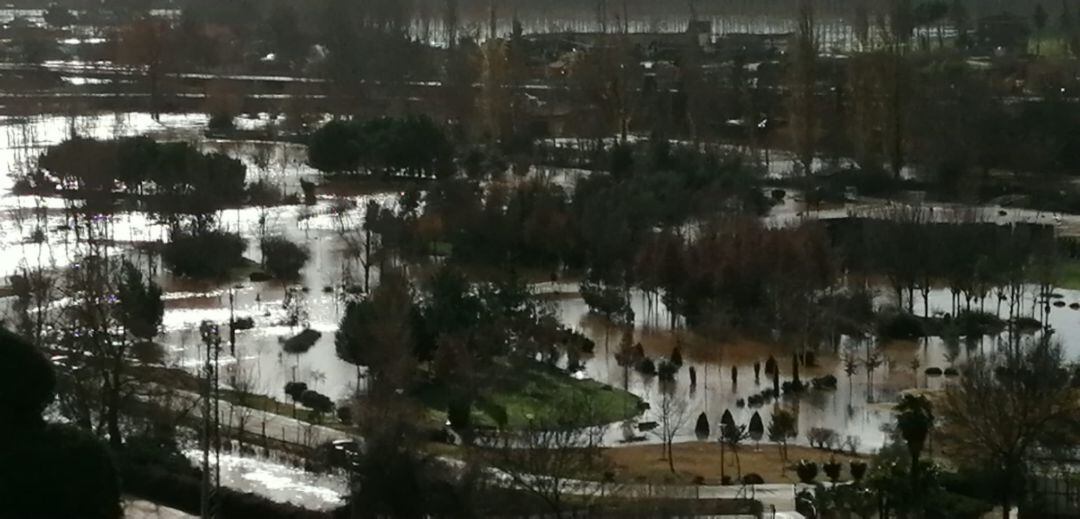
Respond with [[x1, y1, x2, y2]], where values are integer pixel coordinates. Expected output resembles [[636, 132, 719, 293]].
[[1058, 259, 1080, 290], [419, 361, 643, 430]]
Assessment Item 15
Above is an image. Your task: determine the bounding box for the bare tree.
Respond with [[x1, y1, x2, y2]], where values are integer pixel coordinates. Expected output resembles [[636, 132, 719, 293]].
[[721, 420, 752, 478], [487, 397, 612, 518], [649, 389, 692, 473], [8, 264, 58, 349], [787, 0, 819, 176], [938, 337, 1080, 519]]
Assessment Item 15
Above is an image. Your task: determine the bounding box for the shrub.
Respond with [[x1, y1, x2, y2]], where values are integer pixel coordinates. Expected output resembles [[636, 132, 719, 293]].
[[694, 412, 710, 439], [795, 460, 818, 484], [246, 179, 286, 206], [282, 329, 321, 354], [657, 359, 679, 381], [850, 461, 868, 481], [782, 379, 806, 394], [163, 229, 247, 278], [636, 357, 656, 376], [208, 113, 235, 132], [823, 459, 842, 482], [811, 374, 838, 390], [336, 405, 352, 424], [670, 345, 684, 366], [877, 311, 925, 340], [808, 427, 839, 450], [742, 473, 765, 485], [953, 311, 1005, 337], [261, 237, 310, 280], [1010, 316, 1042, 332], [284, 382, 308, 401], [308, 116, 452, 178], [925, 367, 944, 376], [299, 390, 333, 414], [232, 317, 255, 330]]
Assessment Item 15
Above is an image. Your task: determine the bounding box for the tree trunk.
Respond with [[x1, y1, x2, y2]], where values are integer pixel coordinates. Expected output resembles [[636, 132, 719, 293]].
[[107, 363, 122, 447]]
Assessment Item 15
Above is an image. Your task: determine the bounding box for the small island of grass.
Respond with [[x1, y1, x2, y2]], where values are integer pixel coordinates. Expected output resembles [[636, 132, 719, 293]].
[[418, 361, 642, 430]]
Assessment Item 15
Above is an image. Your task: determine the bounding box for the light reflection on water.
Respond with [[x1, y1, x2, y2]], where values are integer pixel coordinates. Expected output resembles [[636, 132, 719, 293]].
[[181, 449, 347, 511]]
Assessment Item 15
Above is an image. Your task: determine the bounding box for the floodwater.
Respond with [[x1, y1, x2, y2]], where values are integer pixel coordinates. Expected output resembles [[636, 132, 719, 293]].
[[181, 448, 347, 511], [3, 112, 1079, 507]]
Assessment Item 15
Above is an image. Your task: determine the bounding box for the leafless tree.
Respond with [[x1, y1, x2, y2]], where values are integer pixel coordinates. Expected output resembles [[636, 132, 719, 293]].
[[649, 388, 692, 473], [788, 0, 819, 176], [938, 337, 1080, 519], [487, 396, 612, 518]]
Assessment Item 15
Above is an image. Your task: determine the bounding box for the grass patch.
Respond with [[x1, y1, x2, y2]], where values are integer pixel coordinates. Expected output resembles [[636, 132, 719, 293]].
[[132, 365, 351, 431], [417, 361, 642, 430], [1058, 259, 1080, 290], [603, 442, 869, 485]]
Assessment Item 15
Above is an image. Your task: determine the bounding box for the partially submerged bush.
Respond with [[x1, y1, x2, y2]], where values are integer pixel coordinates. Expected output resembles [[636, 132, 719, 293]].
[[635, 357, 656, 376], [657, 359, 679, 381], [282, 329, 322, 354], [163, 229, 247, 278], [877, 311, 925, 340], [261, 237, 310, 280]]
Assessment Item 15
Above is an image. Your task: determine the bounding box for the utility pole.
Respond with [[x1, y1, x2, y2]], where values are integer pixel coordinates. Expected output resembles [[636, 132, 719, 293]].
[[199, 321, 222, 519], [228, 288, 236, 357]]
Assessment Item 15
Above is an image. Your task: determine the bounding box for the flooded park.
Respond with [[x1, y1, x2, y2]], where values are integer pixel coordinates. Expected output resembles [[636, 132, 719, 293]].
[[6, 1, 1080, 517], [4, 112, 1080, 512]]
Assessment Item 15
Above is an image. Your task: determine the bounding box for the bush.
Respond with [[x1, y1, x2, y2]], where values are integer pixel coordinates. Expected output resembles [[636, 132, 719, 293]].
[[694, 412, 710, 439], [308, 116, 452, 178], [670, 345, 683, 366], [336, 405, 352, 424], [782, 379, 806, 394], [233, 317, 255, 330], [811, 374, 838, 390], [823, 459, 842, 482], [299, 390, 334, 414], [877, 311, 925, 340], [284, 382, 308, 401], [953, 311, 1005, 337], [163, 229, 247, 278], [657, 359, 679, 381], [850, 461, 868, 481], [742, 473, 765, 485], [808, 427, 839, 450], [208, 113, 235, 132], [282, 329, 321, 354], [636, 357, 657, 376], [261, 237, 310, 280], [246, 179, 286, 206], [795, 460, 819, 484]]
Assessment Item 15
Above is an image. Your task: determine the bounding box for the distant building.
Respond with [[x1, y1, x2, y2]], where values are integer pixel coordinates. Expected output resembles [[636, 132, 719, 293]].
[[526, 20, 714, 61], [975, 13, 1031, 55]]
